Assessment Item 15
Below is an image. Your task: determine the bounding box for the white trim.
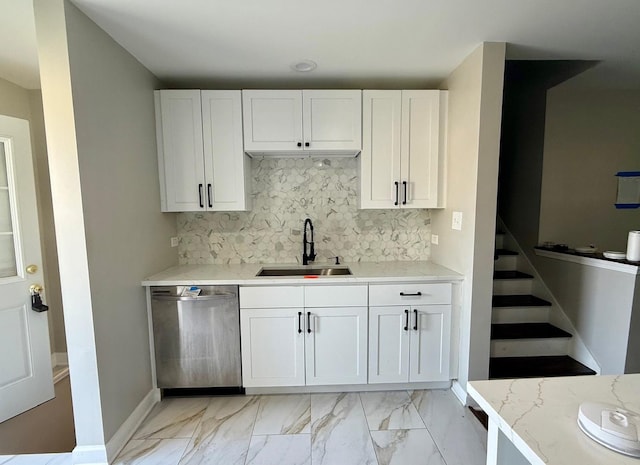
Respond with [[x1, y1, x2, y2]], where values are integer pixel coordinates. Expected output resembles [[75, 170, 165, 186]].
[[53, 365, 70, 384], [451, 380, 467, 405], [52, 351, 69, 367], [105, 388, 160, 462], [72, 445, 108, 465], [245, 381, 451, 395], [534, 249, 640, 275]]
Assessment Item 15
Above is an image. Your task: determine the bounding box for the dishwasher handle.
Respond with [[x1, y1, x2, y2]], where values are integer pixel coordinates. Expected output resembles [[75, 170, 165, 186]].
[[151, 292, 236, 302]]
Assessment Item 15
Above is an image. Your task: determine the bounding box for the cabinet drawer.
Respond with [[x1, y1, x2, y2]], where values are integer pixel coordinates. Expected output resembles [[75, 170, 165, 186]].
[[369, 283, 451, 306], [304, 285, 368, 307], [240, 286, 303, 308]]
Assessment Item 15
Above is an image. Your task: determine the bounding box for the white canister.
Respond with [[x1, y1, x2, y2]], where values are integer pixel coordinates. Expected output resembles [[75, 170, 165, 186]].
[[626, 231, 640, 262]]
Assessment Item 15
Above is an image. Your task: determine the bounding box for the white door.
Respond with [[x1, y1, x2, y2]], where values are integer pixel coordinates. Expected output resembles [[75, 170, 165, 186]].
[[302, 90, 362, 151], [400, 90, 440, 209], [368, 306, 410, 383], [305, 307, 368, 385], [242, 90, 304, 153], [409, 305, 451, 382], [240, 308, 305, 387], [360, 90, 402, 209], [0, 115, 53, 423], [155, 90, 205, 212]]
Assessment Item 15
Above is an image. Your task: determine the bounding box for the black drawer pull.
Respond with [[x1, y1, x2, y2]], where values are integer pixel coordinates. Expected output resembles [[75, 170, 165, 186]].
[[307, 311, 312, 333], [394, 181, 399, 206], [404, 309, 409, 331], [402, 181, 407, 205], [413, 309, 418, 331], [298, 311, 302, 334], [399, 292, 422, 297], [207, 183, 213, 208], [198, 184, 204, 208]]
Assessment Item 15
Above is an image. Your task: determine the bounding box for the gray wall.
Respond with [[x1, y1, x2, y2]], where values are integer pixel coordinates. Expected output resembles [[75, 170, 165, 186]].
[[34, 0, 177, 452], [431, 42, 505, 395]]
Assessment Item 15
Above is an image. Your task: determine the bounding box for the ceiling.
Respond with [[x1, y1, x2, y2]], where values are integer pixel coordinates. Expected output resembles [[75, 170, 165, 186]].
[[3, 0, 640, 90]]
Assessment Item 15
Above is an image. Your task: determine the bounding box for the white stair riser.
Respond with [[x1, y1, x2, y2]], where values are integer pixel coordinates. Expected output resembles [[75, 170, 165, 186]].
[[494, 255, 518, 271], [491, 306, 550, 324], [495, 234, 505, 249], [493, 279, 533, 295], [490, 338, 569, 357]]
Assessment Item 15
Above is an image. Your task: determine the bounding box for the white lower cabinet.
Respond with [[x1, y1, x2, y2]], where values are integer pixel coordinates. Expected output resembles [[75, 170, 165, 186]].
[[240, 285, 368, 388], [369, 283, 452, 383]]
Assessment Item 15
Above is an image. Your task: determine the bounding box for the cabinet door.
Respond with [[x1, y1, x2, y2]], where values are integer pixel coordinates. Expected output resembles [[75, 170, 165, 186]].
[[240, 308, 305, 387], [400, 90, 440, 209], [409, 305, 451, 382], [201, 91, 250, 211], [155, 90, 205, 212], [242, 90, 303, 152], [368, 306, 410, 383], [360, 90, 402, 209], [305, 307, 368, 385], [302, 90, 362, 152]]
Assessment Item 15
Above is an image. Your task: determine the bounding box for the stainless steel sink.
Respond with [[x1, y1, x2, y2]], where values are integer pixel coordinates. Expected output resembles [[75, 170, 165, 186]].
[[256, 266, 352, 277]]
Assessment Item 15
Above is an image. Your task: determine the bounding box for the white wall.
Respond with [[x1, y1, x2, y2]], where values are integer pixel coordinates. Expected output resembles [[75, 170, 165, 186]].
[[539, 88, 640, 251], [34, 0, 177, 458], [431, 42, 505, 399]]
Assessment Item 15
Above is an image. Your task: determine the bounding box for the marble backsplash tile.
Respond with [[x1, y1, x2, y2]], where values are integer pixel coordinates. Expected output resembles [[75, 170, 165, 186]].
[[177, 157, 431, 264]]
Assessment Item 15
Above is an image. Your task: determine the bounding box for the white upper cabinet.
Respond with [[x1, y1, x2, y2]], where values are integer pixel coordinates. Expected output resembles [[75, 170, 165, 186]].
[[242, 90, 362, 156], [360, 90, 447, 209], [155, 90, 251, 212]]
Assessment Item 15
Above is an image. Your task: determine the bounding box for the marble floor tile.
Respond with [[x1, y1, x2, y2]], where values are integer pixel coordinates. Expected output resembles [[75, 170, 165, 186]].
[[179, 396, 259, 465], [113, 439, 190, 465], [311, 393, 377, 465], [360, 391, 425, 431], [371, 429, 446, 465], [411, 389, 487, 465], [253, 394, 311, 435], [0, 455, 72, 465], [134, 398, 209, 439], [245, 434, 311, 465]]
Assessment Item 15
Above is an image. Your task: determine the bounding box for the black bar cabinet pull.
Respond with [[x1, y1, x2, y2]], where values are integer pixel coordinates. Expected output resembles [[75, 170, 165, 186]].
[[298, 311, 302, 334], [402, 181, 407, 205], [413, 309, 418, 331], [404, 309, 409, 331], [297, 142, 302, 147], [207, 184, 213, 208], [305, 142, 310, 147], [307, 311, 312, 333], [399, 291, 422, 297], [198, 184, 204, 208], [394, 182, 399, 206]]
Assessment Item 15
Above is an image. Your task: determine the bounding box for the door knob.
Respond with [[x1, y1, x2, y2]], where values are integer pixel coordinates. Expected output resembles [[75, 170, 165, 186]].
[[26, 264, 38, 274], [30, 284, 44, 294]]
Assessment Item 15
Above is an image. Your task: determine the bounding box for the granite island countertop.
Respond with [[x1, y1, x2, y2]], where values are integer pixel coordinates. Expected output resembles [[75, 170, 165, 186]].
[[142, 260, 462, 286], [468, 374, 640, 465]]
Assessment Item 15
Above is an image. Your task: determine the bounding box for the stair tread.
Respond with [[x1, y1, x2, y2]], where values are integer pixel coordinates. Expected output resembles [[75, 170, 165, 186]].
[[489, 356, 596, 379], [495, 249, 518, 256], [491, 322, 572, 340], [493, 270, 533, 280], [493, 294, 551, 307]]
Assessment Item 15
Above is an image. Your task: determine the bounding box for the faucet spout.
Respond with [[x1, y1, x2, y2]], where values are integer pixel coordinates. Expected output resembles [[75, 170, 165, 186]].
[[302, 218, 316, 265]]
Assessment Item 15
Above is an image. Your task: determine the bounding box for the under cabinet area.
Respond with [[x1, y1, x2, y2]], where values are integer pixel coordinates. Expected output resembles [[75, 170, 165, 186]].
[[242, 89, 362, 156], [239, 285, 368, 387], [368, 283, 452, 383], [360, 90, 447, 209], [154, 89, 251, 212]]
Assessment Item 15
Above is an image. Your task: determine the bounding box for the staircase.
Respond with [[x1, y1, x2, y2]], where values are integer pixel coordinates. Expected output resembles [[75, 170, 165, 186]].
[[489, 232, 596, 379]]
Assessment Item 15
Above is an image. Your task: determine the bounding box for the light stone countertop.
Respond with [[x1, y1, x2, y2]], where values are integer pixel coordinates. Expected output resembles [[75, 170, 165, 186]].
[[141, 260, 462, 286], [468, 374, 640, 465]]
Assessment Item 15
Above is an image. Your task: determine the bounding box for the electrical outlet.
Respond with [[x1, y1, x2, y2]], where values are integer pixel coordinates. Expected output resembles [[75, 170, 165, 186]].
[[170, 237, 179, 247], [452, 211, 463, 231], [431, 234, 439, 245]]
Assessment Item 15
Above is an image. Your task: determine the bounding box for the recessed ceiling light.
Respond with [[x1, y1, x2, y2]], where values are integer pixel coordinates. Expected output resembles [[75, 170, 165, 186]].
[[290, 60, 317, 72]]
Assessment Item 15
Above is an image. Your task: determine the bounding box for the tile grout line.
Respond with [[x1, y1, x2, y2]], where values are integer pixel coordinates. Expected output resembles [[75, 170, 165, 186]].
[[176, 397, 213, 465], [408, 389, 450, 465], [243, 394, 261, 465], [358, 391, 381, 465]]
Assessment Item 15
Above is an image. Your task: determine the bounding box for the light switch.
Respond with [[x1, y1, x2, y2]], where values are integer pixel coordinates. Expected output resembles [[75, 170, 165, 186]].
[[452, 211, 463, 231], [431, 234, 439, 245]]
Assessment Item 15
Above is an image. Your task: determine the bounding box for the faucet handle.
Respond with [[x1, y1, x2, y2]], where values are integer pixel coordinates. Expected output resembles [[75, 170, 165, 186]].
[[333, 256, 340, 265]]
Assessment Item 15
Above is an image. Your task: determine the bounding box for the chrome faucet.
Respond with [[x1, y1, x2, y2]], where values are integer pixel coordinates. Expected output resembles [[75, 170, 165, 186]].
[[302, 218, 316, 265]]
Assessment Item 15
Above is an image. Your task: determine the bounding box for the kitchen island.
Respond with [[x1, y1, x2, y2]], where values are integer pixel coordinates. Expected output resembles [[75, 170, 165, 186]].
[[468, 374, 640, 465]]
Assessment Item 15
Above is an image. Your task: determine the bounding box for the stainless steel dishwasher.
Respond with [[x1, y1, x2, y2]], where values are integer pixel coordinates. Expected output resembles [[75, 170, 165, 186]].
[[150, 285, 241, 392]]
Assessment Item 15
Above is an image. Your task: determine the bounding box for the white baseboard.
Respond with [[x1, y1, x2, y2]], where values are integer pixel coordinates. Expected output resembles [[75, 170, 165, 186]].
[[246, 381, 451, 395], [451, 380, 468, 405], [72, 445, 108, 464], [51, 351, 69, 367], [105, 388, 160, 462]]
